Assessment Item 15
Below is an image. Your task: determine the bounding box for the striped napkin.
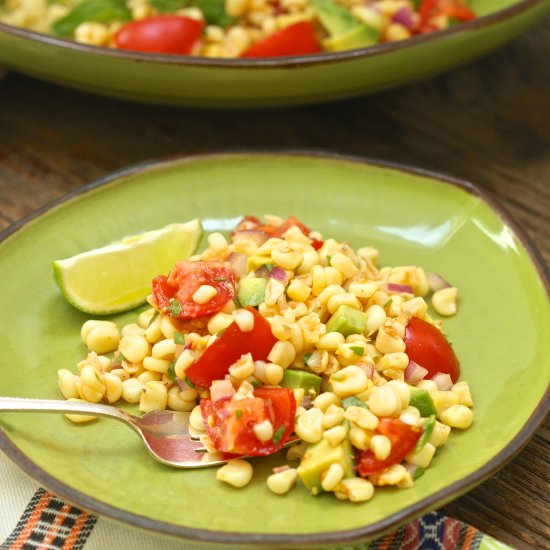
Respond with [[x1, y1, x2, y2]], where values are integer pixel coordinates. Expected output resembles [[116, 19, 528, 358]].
[[0, 451, 511, 550]]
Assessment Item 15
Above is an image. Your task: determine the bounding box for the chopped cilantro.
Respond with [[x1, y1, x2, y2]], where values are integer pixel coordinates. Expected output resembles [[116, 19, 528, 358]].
[[167, 361, 176, 381], [169, 299, 181, 317], [184, 376, 195, 388], [251, 380, 262, 389], [236, 410, 243, 420], [341, 396, 368, 409], [349, 346, 364, 356], [303, 352, 313, 364], [412, 466, 425, 480], [383, 298, 393, 309], [147, 311, 159, 328], [326, 255, 332, 265], [273, 426, 285, 445], [173, 332, 185, 345]]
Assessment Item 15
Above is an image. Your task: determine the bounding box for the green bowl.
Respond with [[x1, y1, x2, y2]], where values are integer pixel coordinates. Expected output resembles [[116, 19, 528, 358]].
[[0, 0, 549, 107], [0, 152, 549, 547]]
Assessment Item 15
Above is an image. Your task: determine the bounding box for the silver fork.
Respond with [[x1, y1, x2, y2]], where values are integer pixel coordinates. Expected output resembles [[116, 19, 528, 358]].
[[0, 397, 297, 468]]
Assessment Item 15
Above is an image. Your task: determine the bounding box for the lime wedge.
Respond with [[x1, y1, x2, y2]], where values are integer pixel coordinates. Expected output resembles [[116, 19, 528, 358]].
[[53, 220, 203, 315]]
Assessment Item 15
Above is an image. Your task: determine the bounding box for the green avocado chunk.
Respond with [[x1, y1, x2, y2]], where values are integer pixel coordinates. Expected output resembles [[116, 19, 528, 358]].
[[297, 438, 355, 495], [326, 304, 366, 337], [237, 277, 268, 307], [415, 415, 436, 452], [409, 388, 438, 417], [281, 369, 322, 396], [323, 24, 379, 52]]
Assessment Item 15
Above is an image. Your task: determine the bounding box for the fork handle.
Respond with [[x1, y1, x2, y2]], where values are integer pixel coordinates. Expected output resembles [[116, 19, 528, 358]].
[[0, 397, 134, 424]]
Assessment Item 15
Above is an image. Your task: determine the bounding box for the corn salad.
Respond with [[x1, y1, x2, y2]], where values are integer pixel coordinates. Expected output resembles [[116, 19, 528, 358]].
[[58, 215, 473, 500]]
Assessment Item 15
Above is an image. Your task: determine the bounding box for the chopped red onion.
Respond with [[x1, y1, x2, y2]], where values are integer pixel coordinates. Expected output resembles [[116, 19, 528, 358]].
[[386, 283, 414, 294], [431, 372, 453, 391], [232, 229, 269, 246], [273, 465, 290, 474], [427, 272, 452, 292], [405, 361, 428, 385], [227, 252, 248, 279], [269, 265, 288, 283], [360, 363, 374, 380], [392, 6, 415, 29], [300, 395, 314, 409]]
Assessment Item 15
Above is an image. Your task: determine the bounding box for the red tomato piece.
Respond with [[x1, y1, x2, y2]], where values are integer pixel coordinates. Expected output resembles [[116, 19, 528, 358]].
[[185, 307, 277, 388], [201, 388, 296, 455], [357, 418, 422, 476], [242, 22, 321, 58], [152, 260, 236, 319], [114, 15, 204, 55], [418, 0, 475, 30], [404, 316, 460, 383]]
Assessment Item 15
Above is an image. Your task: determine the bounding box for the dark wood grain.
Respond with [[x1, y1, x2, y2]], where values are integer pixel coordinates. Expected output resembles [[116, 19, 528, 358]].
[[1, 15, 549, 550]]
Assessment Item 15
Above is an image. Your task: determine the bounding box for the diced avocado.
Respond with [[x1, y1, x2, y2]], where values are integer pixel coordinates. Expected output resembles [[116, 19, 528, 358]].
[[237, 277, 268, 307], [281, 369, 322, 396], [323, 24, 379, 52], [297, 438, 355, 495], [415, 415, 436, 452], [341, 396, 368, 409], [326, 305, 366, 337], [246, 256, 273, 272], [409, 388, 437, 417]]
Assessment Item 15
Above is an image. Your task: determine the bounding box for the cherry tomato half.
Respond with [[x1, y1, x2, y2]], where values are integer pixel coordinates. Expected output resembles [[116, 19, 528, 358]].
[[184, 307, 277, 388], [152, 260, 236, 319], [404, 316, 460, 383], [115, 15, 204, 55], [242, 21, 321, 58], [418, 0, 475, 32], [201, 387, 296, 455], [357, 418, 422, 476]]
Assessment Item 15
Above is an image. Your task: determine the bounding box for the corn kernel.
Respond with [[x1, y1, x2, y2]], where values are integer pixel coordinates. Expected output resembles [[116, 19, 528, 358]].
[[440, 405, 473, 429], [267, 468, 298, 495], [192, 284, 218, 304], [406, 442, 436, 468], [216, 459, 253, 488], [321, 463, 344, 491], [432, 287, 458, 316]]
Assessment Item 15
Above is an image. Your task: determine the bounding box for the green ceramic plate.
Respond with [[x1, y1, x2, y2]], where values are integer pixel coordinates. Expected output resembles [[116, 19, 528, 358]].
[[0, 152, 549, 547], [0, 0, 549, 107]]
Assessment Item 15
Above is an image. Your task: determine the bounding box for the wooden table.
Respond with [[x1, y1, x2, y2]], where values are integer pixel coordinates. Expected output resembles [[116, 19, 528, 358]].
[[1, 15, 549, 549]]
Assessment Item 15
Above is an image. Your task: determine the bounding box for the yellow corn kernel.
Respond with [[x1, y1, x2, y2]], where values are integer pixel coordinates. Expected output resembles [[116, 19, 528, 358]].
[[174, 349, 195, 379], [233, 308, 255, 332], [402, 297, 428, 319], [428, 420, 451, 447], [378, 352, 409, 371], [192, 284, 218, 304], [329, 253, 359, 278], [322, 404, 345, 429], [295, 407, 323, 443], [121, 323, 145, 337], [323, 425, 347, 447], [330, 366, 369, 398], [432, 287, 458, 316], [216, 459, 253, 488], [387, 380, 410, 409], [64, 398, 98, 424], [83, 321, 120, 354], [74, 21, 110, 46], [406, 442, 436, 468], [190, 404, 205, 431], [119, 334, 149, 363], [151, 338, 176, 359], [313, 391, 341, 411], [264, 278, 286, 306], [288, 323, 304, 354], [400, 406, 421, 426], [145, 315, 163, 343], [376, 464, 408, 486], [206, 312, 233, 335], [311, 265, 327, 296], [58, 369, 79, 400], [320, 463, 344, 492], [317, 331, 346, 351], [136, 370, 162, 383], [335, 478, 375, 502], [451, 381, 474, 406], [364, 305, 386, 334], [384, 22, 410, 41], [167, 386, 196, 412], [268, 341, 296, 368], [207, 231, 228, 251], [416, 379, 438, 394], [139, 381, 168, 413], [143, 356, 170, 374], [368, 384, 401, 417], [253, 419, 274, 442], [267, 468, 298, 495], [286, 279, 312, 302], [229, 353, 255, 379], [370, 434, 392, 460], [271, 245, 303, 270], [440, 405, 473, 429], [121, 378, 145, 404], [80, 364, 105, 395], [103, 372, 123, 403], [349, 426, 370, 450], [318, 284, 346, 305], [265, 363, 285, 385], [431, 390, 460, 415], [345, 406, 379, 430], [159, 316, 178, 339], [349, 281, 378, 299], [327, 293, 361, 314], [375, 326, 406, 354], [296, 250, 320, 274], [137, 308, 156, 329]]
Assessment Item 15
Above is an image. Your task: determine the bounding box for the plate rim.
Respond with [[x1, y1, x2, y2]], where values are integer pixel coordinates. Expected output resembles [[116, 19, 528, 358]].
[[0, 150, 549, 547], [0, 0, 548, 69]]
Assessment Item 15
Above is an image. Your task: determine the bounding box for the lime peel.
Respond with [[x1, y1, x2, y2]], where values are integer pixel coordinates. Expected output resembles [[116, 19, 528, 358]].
[[53, 220, 203, 315]]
